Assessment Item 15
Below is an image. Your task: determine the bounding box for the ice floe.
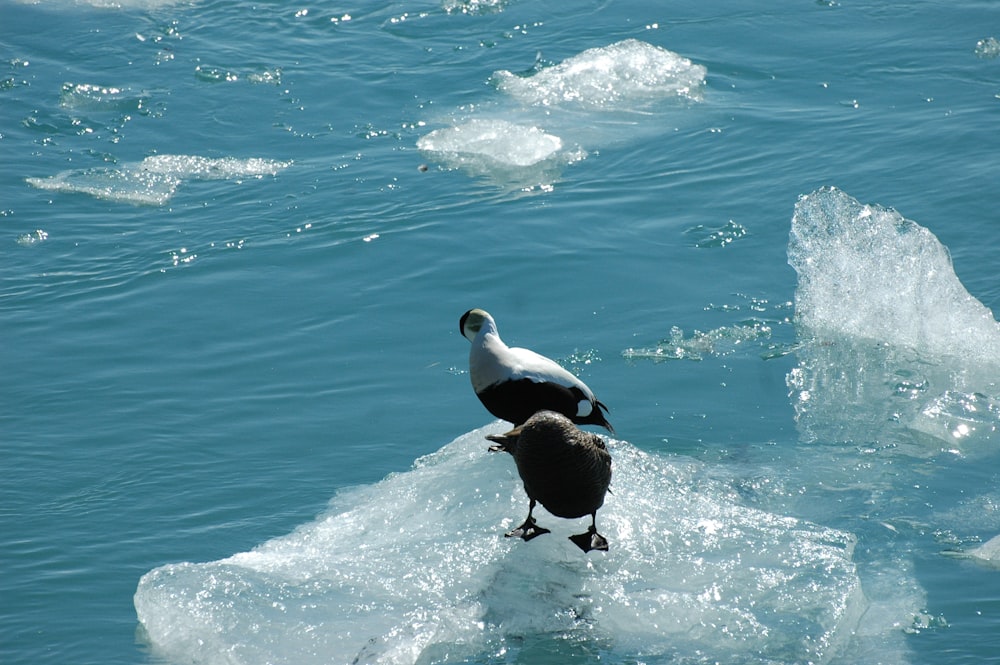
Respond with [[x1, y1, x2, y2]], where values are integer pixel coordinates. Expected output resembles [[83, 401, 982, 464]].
[[416, 119, 568, 168], [492, 38, 707, 109], [135, 423, 866, 665]]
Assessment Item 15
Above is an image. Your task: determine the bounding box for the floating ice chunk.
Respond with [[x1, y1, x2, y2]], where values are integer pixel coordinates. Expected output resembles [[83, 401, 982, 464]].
[[135, 424, 865, 665], [139, 155, 292, 179], [194, 64, 239, 83], [26, 169, 180, 206], [492, 39, 707, 108], [787, 187, 1000, 451], [975, 37, 1000, 58], [946, 534, 1000, 569], [16, 229, 50, 246], [247, 68, 283, 85], [416, 119, 582, 188], [789, 186, 1000, 364], [59, 82, 150, 113], [192, 65, 282, 85], [684, 218, 749, 248], [442, 0, 506, 14], [967, 535, 1000, 567], [417, 118, 564, 167], [622, 321, 772, 362], [27, 156, 290, 205]]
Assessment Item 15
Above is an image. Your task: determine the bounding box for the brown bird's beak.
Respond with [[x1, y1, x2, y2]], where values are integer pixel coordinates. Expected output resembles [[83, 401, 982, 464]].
[[485, 425, 522, 453]]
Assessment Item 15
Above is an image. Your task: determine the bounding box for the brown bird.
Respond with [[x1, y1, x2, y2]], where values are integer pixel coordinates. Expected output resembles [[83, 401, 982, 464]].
[[486, 410, 612, 552]]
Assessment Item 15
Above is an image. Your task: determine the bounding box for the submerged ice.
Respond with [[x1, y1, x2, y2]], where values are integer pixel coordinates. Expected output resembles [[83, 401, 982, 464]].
[[135, 424, 864, 665], [26, 155, 291, 205], [622, 321, 773, 362], [27, 168, 181, 206], [59, 82, 152, 113]]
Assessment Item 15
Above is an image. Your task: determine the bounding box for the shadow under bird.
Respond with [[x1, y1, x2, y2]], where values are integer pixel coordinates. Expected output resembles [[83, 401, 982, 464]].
[[460, 308, 613, 432], [486, 410, 612, 552]]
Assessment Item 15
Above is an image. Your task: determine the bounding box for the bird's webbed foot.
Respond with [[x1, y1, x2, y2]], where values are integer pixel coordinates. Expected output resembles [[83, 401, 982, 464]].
[[569, 525, 609, 552], [505, 515, 550, 541]]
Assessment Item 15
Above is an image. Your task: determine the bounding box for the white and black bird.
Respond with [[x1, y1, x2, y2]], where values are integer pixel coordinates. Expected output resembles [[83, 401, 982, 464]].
[[459, 308, 613, 432], [486, 410, 612, 552]]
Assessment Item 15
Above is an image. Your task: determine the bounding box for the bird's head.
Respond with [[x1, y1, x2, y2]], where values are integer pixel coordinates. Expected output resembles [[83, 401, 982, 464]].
[[459, 308, 494, 342]]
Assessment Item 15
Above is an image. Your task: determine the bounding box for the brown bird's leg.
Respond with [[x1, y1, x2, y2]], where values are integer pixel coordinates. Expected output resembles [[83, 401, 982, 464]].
[[505, 498, 550, 541], [569, 512, 609, 553]]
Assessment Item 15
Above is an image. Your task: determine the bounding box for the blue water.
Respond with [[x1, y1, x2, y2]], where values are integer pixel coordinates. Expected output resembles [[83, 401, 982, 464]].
[[4, 0, 1000, 663]]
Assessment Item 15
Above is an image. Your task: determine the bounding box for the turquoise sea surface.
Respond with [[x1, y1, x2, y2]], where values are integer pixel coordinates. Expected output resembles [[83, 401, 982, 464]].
[[4, 1, 1000, 663]]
